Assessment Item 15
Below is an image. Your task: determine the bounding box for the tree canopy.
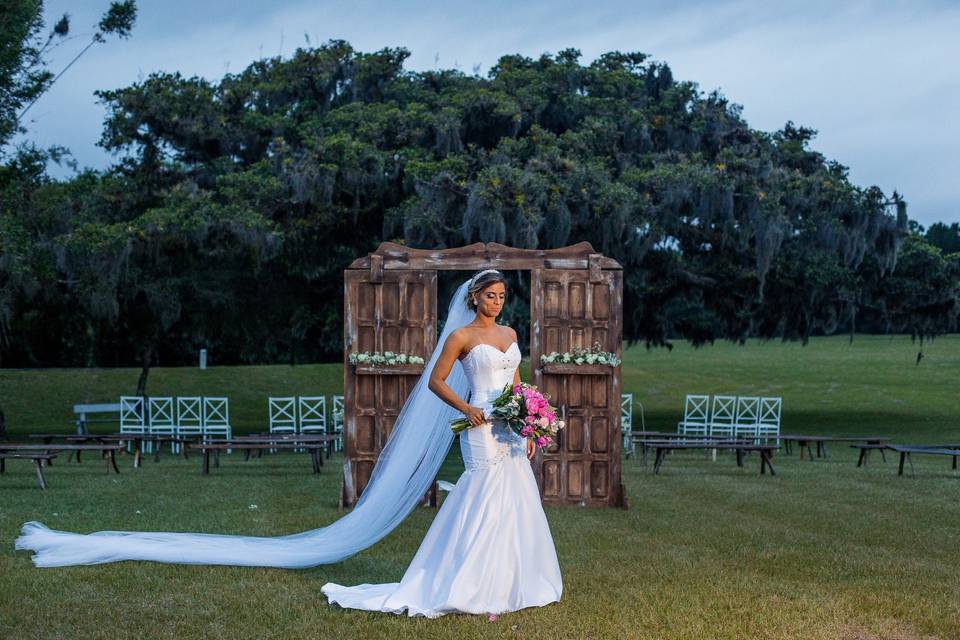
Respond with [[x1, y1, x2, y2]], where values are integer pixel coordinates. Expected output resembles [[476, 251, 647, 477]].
[[1, 36, 957, 372]]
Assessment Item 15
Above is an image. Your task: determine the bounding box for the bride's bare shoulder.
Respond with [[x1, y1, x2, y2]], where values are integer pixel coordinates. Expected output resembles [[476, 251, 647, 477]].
[[445, 327, 470, 348]]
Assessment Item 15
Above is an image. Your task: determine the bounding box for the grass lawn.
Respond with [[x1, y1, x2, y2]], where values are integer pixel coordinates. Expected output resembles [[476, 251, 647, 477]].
[[1, 334, 958, 639]]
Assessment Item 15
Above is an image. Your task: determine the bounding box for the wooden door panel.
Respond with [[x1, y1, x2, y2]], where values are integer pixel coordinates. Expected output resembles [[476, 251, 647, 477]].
[[342, 269, 437, 506], [532, 267, 624, 507]]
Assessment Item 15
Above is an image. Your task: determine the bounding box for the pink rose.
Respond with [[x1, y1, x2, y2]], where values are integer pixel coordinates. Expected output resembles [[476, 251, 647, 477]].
[[520, 425, 534, 437], [538, 416, 549, 427], [536, 436, 548, 448]]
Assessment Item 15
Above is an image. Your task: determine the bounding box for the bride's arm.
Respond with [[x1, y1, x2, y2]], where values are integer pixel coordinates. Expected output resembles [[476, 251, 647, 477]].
[[428, 330, 488, 427]]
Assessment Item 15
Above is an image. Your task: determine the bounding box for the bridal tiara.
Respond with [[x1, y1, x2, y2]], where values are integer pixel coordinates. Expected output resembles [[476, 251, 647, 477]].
[[469, 269, 501, 287]]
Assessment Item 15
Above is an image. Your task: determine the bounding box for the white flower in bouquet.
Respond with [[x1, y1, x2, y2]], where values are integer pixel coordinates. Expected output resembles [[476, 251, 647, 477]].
[[384, 351, 394, 358], [397, 353, 408, 364], [586, 354, 597, 364], [561, 353, 572, 363], [574, 356, 585, 365]]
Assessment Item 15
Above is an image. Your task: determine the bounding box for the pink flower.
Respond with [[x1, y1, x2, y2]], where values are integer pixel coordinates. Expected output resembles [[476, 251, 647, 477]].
[[536, 436, 548, 448], [538, 416, 549, 428], [520, 425, 534, 437], [488, 614, 497, 622], [513, 384, 522, 394]]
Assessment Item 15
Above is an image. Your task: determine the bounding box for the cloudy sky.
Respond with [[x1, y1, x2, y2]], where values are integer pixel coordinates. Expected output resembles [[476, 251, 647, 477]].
[[14, 0, 959, 226]]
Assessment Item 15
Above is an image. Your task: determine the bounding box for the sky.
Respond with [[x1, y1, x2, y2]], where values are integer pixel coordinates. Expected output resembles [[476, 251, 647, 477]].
[[12, 0, 960, 227]]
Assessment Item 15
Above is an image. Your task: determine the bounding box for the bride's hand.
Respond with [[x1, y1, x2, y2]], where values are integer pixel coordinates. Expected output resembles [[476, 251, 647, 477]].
[[526, 438, 536, 460], [465, 405, 487, 426]]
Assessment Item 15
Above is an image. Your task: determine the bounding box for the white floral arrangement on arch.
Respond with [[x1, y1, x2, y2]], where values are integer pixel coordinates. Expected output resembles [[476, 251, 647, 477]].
[[348, 351, 426, 366], [540, 341, 621, 367]]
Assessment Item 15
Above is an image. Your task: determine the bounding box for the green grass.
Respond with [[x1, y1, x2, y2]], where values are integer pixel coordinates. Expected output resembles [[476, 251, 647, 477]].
[[1, 335, 959, 639]]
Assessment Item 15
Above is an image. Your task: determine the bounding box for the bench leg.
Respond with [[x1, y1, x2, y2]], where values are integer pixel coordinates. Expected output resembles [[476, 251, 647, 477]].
[[0, 458, 4, 473], [154, 441, 162, 463], [108, 450, 120, 474], [898, 452, 906, 476], [907, 452, 915, 478], [202, 450, 210, 474], [133, 444, 142, 469], [821, 442, 829, 458], [653, 448, 666, 474], [735, 449, 744, 467], [761, 450, 776, 476], [34, 459, 48, 489], [857, 448, 866, 467], [953, 455, 957, 471], [880, 448, 886, 462]]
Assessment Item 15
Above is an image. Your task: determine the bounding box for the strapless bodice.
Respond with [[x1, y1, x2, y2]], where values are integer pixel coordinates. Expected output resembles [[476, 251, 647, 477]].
[[459, 342, 525, 472], [460, 342, 522, 412]]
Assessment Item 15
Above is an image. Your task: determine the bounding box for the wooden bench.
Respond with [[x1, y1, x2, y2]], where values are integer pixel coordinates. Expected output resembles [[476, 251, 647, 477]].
[[781, 435, 890, 460], [887, 445, 960, 478], [635, 439, 779, 475], [189, 442, 328, 474], [66, 434, 192, 467], [0, 443, 122, 474], [0, 452, 58, 489], [239, 433, 340, 459], [631, 433, 750, 466]]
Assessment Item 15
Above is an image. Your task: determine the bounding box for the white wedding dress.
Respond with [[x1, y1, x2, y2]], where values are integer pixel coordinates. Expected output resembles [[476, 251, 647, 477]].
[[321, 341, 563, 617]]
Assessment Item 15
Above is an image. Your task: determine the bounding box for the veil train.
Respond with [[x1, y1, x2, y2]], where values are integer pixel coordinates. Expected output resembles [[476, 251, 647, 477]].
[[15, 277, 477, 568]]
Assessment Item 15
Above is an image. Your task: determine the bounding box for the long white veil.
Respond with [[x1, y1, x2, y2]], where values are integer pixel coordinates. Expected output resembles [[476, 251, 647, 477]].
[[15, 277, 477, 568]]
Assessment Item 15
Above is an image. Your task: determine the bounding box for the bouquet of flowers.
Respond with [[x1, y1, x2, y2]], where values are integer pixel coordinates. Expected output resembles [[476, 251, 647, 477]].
[[450, 382, 565, 449]]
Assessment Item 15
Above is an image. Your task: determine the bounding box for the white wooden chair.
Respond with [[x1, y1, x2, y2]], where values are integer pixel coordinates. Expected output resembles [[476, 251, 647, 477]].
[[297, 396, 327, 454], [677, 394, 709, 437], [621, 393, 634, 457], [298, 396, 327, 434], [268, 397, 297, 434], [120, 396, 145, 453], [758, 397, 782, 445], [708, 395, 736, 438], [268, 396, 297, 453], [332, 395, 344, 452], [202, 397, 232, 447], [733, 396, 760, 443], [175, 397, 203, 453], [147, 396, 175, 453]]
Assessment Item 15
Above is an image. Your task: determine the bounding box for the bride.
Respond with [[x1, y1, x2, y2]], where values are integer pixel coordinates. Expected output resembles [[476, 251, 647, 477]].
[[322, 269, 563, 616], [15, 268, 562, 618]]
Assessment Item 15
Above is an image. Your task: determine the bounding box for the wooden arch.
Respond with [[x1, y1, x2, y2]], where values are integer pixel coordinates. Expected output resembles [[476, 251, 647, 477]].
[[342, 241, 626, 508]]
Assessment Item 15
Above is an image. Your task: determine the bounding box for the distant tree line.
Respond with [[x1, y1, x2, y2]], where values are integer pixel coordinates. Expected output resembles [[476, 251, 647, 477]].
[[2, 5, 958, 383]]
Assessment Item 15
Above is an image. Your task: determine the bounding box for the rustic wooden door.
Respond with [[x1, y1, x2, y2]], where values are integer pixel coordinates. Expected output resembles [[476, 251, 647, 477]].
[[530, 267, 625, 507], [342, 269, 437, 506]]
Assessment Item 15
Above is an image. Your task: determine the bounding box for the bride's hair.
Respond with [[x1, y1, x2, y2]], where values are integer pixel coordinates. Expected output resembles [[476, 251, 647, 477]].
[[465, 269, 507, 311]]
